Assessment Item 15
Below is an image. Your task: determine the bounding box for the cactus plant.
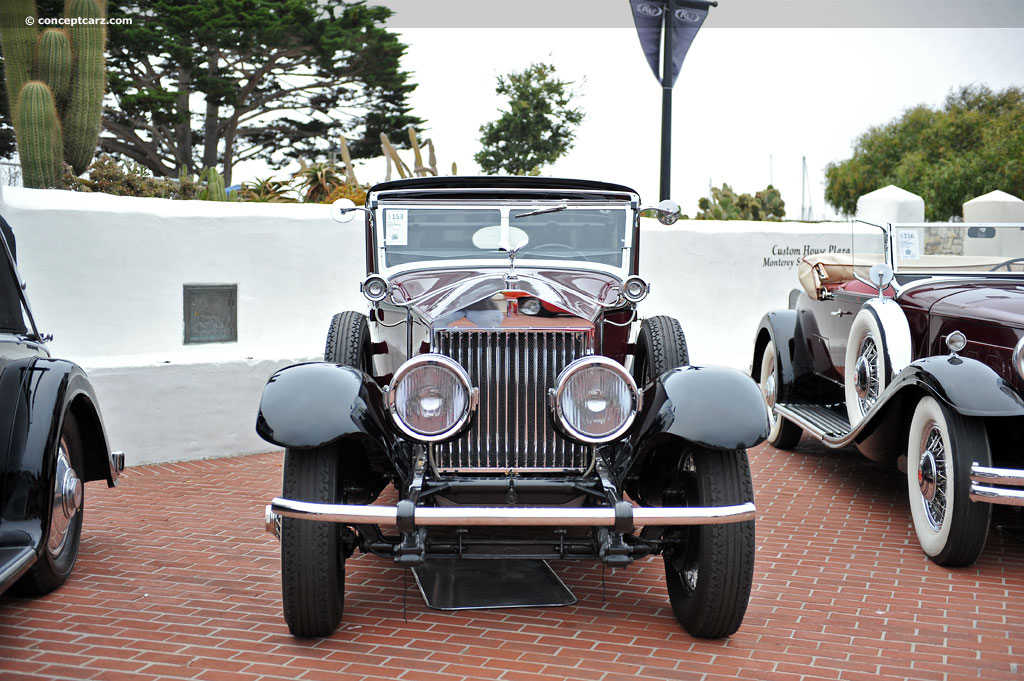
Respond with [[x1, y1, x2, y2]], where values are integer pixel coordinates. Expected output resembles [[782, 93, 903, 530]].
[[0, 0, 107, 188], [697, 183, 786, 221], [15, 81, 62, 189]]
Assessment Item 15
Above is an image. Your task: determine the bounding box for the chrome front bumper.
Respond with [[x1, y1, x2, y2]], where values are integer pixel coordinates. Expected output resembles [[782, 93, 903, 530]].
[[264, 498, 756, 537], [970, 464, 1024, 506]]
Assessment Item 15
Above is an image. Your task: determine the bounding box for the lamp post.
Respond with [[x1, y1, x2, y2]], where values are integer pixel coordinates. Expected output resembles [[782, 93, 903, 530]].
[[629, 0, 717, 201]]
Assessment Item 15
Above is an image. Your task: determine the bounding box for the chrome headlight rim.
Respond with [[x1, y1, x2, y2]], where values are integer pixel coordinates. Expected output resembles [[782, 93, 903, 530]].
[[621, 275, 650, 303], [385, 353, 477, 442], [1013, 335, 1024, 382], [361, 274, 390, 303], [552, 356, 641, 444]]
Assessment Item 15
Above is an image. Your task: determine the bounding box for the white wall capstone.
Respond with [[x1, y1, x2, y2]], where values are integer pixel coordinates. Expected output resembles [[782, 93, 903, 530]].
[[855, 184, 925, 224], [0, 188, 856, 465], [963, 189, 1024, 223]]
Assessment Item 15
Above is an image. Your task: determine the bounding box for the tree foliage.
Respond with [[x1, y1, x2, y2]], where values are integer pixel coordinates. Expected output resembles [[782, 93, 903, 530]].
[[102, 0, 421, 184], [696, 183, 785, 221], [475, 63, 584, 176], [825, 85, 1024, 221]]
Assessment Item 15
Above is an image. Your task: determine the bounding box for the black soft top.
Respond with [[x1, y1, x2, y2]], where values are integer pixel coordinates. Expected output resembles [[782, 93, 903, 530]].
[[370, 176, 639, 202]]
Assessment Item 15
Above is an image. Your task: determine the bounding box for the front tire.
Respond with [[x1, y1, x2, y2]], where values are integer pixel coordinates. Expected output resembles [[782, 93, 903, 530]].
[[906, 396, 991, 567], [14, 412, 85, 596], [633, 315, 688, 386], [844, 309, 888, 425], [281, 446, 346, 637], [662, 447, 755, 638], [325, 311, 371, 371], [758, 340, 802, 450]]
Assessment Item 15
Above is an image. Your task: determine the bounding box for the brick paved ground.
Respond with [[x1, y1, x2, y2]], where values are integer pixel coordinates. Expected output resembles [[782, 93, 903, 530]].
[[1, 441, 1022, 681]]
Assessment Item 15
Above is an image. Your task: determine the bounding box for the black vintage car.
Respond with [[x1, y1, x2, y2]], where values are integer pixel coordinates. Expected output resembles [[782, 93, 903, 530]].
[[752, 220, 1024, 567], [258, 177, 769, 639], [0, 216, 122, 597]]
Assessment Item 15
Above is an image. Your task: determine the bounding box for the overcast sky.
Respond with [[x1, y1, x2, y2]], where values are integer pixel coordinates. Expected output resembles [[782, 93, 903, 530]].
[[240, 2, 1024, 220]]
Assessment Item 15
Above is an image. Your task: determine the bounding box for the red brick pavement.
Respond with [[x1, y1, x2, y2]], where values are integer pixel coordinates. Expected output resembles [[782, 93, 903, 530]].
[[1, 442, 1022, 681]]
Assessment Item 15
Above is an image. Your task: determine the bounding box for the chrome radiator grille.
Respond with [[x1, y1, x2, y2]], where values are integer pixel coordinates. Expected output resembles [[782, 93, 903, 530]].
[[432, 329, 591, 471]]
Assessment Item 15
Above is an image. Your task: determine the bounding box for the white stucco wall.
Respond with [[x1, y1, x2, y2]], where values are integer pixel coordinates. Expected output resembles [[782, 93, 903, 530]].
[[0, 187, 854, 465]]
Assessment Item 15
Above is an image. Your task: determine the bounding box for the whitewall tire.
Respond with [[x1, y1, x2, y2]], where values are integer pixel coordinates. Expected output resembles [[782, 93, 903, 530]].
[[758, 340, 802, 449], [844, 309, 888, 426], [906, 396, 991, 567]]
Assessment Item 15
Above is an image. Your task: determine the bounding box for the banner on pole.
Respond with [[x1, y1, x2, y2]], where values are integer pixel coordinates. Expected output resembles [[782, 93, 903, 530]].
[[629, 0, 712, 87]]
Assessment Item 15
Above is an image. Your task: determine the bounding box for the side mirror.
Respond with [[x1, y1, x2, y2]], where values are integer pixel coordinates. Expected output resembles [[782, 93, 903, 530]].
[[331, 198, 362, 224], [639, 199, 681, 225]]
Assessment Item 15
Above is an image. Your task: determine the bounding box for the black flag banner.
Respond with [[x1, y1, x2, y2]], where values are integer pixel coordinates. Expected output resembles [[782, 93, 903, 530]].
[[629, 0, 713, 87]]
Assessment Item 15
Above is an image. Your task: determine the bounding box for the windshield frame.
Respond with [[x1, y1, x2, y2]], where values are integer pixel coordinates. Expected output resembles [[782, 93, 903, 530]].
[[369, 197, 637, 279], [887, 222, 1024, 279]]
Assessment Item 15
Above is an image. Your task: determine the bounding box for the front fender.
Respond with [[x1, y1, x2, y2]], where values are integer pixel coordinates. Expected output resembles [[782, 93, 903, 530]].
[[0, 357, 110, 555], [890, 355, 1024, 417], [630, 365, 770, 455], [256, 362, 391, 449], [752, 310, 799, 398]]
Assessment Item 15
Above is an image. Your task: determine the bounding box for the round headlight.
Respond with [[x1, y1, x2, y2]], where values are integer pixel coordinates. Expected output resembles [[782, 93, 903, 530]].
[[552, 357, 641, 443], [361, 275, 389, 303], [1014, 335, 1024, 381], [945, 330, 967, 354], [386, 354, 477, 442], [622, 276, 649, 303]]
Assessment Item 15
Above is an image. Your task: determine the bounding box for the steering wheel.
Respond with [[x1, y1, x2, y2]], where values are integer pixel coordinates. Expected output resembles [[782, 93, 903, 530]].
[[529, 243, 590, 261], [988, 257, 1024, 272]]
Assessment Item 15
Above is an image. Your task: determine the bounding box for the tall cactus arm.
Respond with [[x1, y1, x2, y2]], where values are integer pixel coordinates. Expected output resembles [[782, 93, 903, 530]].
[[0, 0, 41, 121], [36, 28, 72, 107], [15, 81, 64, 188], [63, 0, 106, 174]]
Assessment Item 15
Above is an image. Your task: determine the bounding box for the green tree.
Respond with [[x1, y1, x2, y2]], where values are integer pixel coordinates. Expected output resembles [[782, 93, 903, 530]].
[[825, 85, 1024, 221], [101, 0, 422, 185], [696, 183, 785, 221], [475, 63, 584, 176]]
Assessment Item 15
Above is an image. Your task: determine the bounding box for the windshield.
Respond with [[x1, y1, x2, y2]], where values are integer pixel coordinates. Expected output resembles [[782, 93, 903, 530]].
[[892, 223, 1024, 274], [380, 205, 630, 269]]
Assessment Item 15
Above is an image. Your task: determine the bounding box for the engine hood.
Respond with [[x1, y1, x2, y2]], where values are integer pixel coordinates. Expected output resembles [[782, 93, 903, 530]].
[[900, 280, 1024, 329], [389, 268, 623, 325]]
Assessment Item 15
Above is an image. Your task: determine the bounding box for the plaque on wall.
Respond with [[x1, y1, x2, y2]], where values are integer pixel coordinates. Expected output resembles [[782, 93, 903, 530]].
[[183, 284, 237, 344]]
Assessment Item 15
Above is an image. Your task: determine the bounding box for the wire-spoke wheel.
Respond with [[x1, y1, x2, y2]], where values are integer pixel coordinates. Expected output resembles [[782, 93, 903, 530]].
[[906, 396, 991, 567], [758, 340, 802, 449], [844, 309, 888, 425]]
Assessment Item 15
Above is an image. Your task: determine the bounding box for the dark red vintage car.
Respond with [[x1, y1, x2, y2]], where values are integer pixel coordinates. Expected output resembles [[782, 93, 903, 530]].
[[257, 177, 770, 639], [752, 221, 1024, 566]]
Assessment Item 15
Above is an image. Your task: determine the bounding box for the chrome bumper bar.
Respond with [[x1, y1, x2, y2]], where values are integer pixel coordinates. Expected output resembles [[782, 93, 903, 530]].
[[265, 498, 755, 535], [970, 463, 1024, 507]]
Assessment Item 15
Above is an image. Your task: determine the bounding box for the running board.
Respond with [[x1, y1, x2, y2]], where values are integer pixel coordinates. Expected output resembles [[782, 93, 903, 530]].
[[774, 403, 860, 448]]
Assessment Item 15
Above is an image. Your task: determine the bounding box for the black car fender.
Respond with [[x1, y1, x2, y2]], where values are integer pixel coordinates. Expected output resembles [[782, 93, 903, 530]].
[[622, 365, 769, 466], [256, 362, 405, 488], [0, 357, 113, 552], [257, 362, 394, 448], [752, 310, 801, 401], [884, 355, 1024, 418], [851, 354, 1024, 462]]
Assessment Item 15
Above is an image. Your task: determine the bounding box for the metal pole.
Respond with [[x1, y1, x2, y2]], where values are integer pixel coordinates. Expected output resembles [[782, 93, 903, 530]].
[[659, 1, 674, 201]]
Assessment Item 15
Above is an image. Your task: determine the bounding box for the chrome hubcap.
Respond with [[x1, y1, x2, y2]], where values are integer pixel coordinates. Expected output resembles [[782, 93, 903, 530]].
[[47, 440, 81, 558], [918, 449, 938, 502], [763, 374, 776, 409], [854, 336, 880, 413], [918, 424, 947, 531]]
